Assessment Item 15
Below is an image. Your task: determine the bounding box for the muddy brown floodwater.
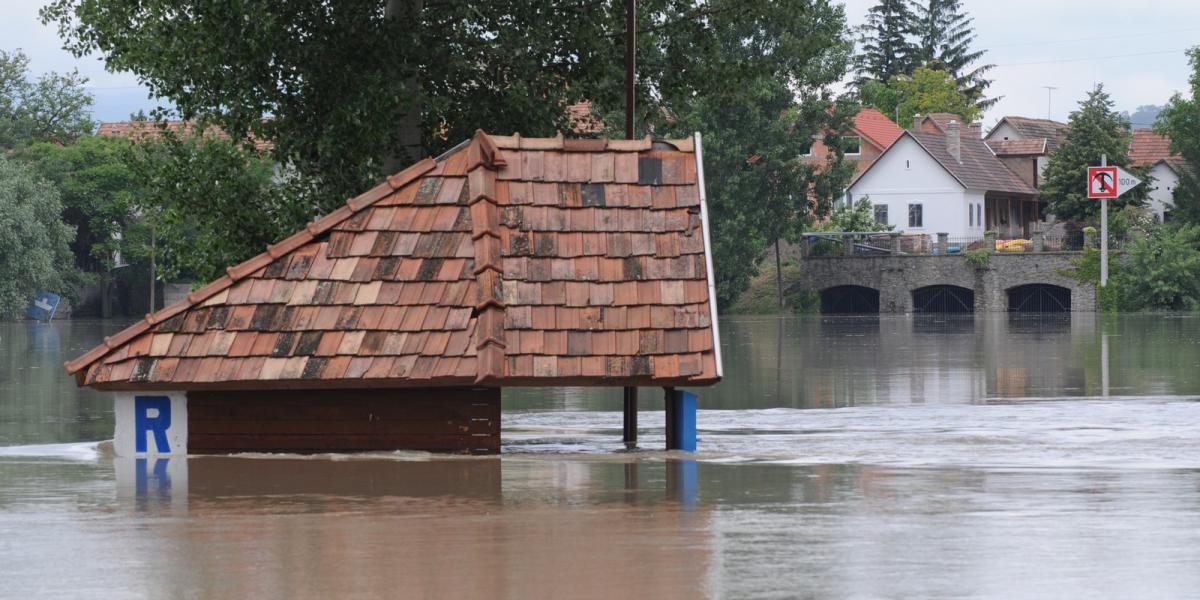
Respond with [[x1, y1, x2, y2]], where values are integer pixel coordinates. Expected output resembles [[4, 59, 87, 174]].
[[3, 315, 1200, 599]]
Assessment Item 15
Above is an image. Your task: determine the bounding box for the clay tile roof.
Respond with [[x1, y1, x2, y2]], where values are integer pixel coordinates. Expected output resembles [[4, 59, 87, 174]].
[[908, 131, 1038, 196], [97, 120, 273, 152], [66, 130, 721, 390], [985, 138, 1047, 156], [989, 116, 1068, 152], [853, 108, 904, 149], [1129, 128, 1178, 166]]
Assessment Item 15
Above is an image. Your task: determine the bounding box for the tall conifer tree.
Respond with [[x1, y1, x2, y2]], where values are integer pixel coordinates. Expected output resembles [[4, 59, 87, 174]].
[[854, 0, 917, 86], [912, 0, 995, 110], [1042, 86, 1147, 222]]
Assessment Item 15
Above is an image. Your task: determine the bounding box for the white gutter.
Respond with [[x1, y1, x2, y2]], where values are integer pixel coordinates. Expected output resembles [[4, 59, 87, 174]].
[[693, 131, 723, 379]]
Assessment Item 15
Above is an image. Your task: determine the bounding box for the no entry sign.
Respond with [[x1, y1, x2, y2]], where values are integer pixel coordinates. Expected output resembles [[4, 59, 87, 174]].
[[1088, 165, 1142, 199]]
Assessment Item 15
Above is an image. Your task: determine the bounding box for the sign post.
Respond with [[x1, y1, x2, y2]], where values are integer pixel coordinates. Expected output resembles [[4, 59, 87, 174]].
[[1087, 157, 1142, 287]]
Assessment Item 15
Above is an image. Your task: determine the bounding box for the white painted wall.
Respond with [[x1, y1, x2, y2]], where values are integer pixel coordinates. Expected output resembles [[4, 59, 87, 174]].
[[1146, 162, 1179, 221], [848, 135, 980, 239], [114, 392, 188, 457], [986, 122, 1022, 142]]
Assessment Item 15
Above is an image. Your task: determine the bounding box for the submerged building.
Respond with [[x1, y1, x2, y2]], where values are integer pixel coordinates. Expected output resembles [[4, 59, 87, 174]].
[[66, 131, 722, 455]]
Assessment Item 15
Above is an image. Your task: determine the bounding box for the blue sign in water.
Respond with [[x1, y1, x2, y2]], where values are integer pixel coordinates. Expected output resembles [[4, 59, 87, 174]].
[[26, 291, 60, 322]]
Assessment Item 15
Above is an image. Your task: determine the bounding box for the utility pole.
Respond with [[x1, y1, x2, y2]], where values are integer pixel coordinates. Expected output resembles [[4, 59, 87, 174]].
[[623, 0, 638, 449], [1042, 86, 1058, 120], [624, 0, 636, 140]]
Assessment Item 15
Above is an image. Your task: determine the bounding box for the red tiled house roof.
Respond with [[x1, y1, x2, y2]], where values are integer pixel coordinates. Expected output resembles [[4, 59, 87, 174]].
[[852, 108, 904, 150], [98, 120, 274, 152], [1129, 128, 1178, 166], [65, 131, 721, 390], [986, 138, 1047, 156]]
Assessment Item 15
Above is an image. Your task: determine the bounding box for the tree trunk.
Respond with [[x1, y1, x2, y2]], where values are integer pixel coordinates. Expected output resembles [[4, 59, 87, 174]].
[[383, 0, 424, 176], [100, 270, 112, 319]]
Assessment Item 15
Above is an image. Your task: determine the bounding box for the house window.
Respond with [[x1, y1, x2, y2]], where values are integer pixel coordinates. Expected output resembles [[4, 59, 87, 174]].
[[874, 204, 888, 225], [976, 204, 982, 228], [908, 203, 923, 228], [842, 136, 862, 155], [969, 204, 974, 227]]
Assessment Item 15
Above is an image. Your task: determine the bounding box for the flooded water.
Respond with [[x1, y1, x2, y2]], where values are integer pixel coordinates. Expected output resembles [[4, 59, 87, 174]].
[[4, 315, 1200, 599]]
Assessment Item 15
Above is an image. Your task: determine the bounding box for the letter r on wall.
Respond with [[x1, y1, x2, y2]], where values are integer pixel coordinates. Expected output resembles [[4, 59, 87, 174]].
[[134, 395, 172, 453]]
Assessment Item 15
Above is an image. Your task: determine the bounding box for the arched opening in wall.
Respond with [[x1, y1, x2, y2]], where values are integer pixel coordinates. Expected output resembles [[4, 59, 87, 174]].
[[912, 285, 974, 314], [820, 285, 880, 314], [1007, 284, 1071, 312]]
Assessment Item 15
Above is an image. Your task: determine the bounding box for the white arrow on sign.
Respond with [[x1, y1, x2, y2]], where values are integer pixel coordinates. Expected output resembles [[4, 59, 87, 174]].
[[1113, 165, 1142, 197]]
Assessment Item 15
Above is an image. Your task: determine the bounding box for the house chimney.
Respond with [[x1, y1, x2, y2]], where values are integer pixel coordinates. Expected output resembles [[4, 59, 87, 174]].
[[947, 120, 961, 163], [912, 114, 923, 131]]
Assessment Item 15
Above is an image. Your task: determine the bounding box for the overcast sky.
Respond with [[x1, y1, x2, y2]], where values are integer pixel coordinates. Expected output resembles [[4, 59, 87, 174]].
[[2, 0, 1198, 131]]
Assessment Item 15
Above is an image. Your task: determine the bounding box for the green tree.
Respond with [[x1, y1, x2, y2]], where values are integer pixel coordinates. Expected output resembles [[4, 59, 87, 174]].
[[43, 0, 843, 204], [18, 135, 142, 316], [823, 198, 894, 232], [0, 157, 76, 319], [45, 0, 858, 308], [0, 49, 94, 149], [912, 0, 994, 109], [1042, 85, 1147, 222], [854, 0, 918, 86], [658, 1, 855, 308], [861, 66, 981, 127], [1155, 47, 1200, 223], [1116, 224, 1200, 310], [124, 129, 308, 283], [18, 135, 139, 272]]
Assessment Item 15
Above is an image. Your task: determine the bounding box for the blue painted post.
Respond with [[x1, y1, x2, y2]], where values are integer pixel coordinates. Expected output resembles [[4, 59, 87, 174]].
[[666, 389, 697, 452]]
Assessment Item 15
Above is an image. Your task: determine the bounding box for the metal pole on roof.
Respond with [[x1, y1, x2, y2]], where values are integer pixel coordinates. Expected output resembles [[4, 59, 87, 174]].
[[623, 0, 638, 449], [625, 0, 636, 140]]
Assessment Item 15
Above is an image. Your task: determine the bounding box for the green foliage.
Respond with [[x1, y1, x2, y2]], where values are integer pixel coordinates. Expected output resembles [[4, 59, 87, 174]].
[[861, 66, 981, 127], [44, 0, 854, 206], [854, 0, 918, 85], [911, 0, 994, 109], [0, 157, 77, 319], [1067, 225, 1200, 311], [822, 198, 893, 232], [963, 248, 989, 268], [655, 1, 855, 307], [17, 135, 140, 272], [0, 49, 94, 150], [1117, 225, 1200, 310], [1042, 85, 1149, 222], [1155, 47, 1200, 224], [124, 129, 308, 283]]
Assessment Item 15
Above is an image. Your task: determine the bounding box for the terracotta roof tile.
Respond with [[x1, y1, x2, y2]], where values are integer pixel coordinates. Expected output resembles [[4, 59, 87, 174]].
[[1129, 129, 1179, 166], [68, 132, 720, 389]]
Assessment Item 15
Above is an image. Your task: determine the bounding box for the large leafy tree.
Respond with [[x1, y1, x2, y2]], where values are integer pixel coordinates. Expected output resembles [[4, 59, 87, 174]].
[[1042, 85, 1148, 222], [43, 1, 835, 202], [1156, 47, 1200, 223], [0, 49, 94, 150], [0, 157, 76, 319], [124, 130, 309, 283], [44, 0, 859, 307], [660, 1, 855, 307], [911, 0, 994, 109], [854, 0, 917, 86], [18, 135, 139, 272], [860, 65, 980, 127]]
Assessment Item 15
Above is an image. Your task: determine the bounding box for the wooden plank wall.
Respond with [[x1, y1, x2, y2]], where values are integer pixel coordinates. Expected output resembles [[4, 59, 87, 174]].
[[187, 388, 501, 455]]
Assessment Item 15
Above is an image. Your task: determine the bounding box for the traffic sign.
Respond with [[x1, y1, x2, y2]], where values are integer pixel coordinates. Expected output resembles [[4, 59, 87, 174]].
[[1088, 165, 1142, 199]]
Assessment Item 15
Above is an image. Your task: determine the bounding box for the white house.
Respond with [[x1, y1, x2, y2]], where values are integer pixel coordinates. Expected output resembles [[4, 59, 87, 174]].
[[1129, 129, 1185, 222], [983, 116, 1067, 181], [846, 120, 1040, 240]]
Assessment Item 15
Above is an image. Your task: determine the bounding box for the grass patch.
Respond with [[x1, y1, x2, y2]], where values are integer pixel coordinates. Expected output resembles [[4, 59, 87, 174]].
[[728, 259, 816, 314]]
